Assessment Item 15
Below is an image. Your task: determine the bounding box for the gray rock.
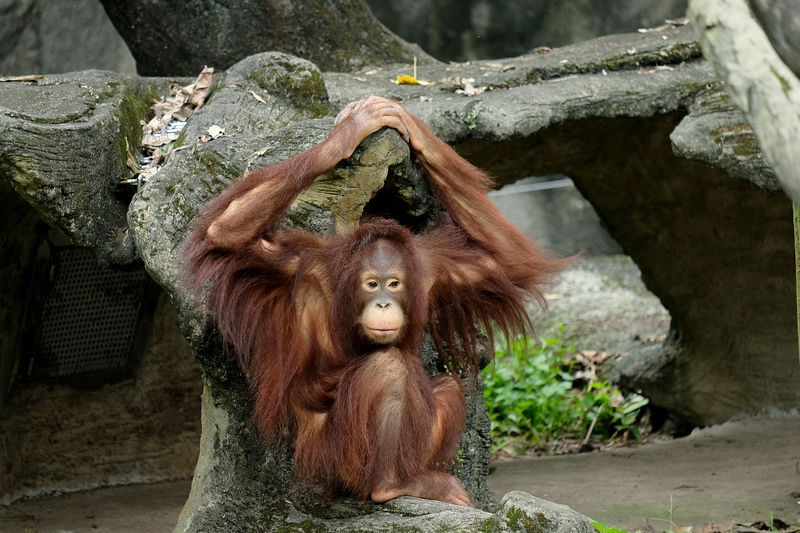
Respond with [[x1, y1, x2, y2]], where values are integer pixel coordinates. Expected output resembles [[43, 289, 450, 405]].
[[749, 0, 800, 76], [0, 70, 177, 266], [2, 26, 794, 531], [98, 0, 431, 76], [367, 0, 688, 62]]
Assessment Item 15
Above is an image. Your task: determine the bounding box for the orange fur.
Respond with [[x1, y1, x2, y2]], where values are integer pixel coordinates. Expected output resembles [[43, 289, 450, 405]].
[[180, 96, 568, 505]]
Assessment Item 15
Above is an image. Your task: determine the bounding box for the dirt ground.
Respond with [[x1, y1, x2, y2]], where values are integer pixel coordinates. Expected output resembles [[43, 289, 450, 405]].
[[2, 256, 797, 533], [489, 416, 800, 532], [2, 415, 798, 533]]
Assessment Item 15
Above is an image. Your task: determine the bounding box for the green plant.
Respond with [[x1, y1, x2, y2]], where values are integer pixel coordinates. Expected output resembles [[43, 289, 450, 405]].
[[482, 334, 648, 454], [648, 494, 678, 532], [590, 520, 630, 533]]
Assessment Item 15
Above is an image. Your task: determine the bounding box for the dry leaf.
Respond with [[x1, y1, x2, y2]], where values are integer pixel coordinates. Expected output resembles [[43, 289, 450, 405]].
[[125, 67, 219, 188], [394, 75, 434, 86], [666, 17, 690, 26], [187, 66, 214, 109], [200, 125, 231, 143], [142, 130, 169, 148], [248, 90, 268, 104], [642, 334, 667, 344], [173, 106, 193, 121], [579, 350, 614, 364], [456, 79, 487, 96], [245, 145, 275, 170], [251, 146, 274, 158], [641, 18, 691, 33], [124, 138, 141, 174], [208, 125, 225, 138], [0, 75, 44, 82]]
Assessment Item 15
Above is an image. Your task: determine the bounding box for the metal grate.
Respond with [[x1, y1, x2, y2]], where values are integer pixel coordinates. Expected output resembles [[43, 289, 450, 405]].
[[24, 247, 149, 380]]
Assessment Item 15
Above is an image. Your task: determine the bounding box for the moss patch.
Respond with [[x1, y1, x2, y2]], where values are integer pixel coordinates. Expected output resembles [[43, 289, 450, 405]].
[[504, 505, 549, 533], [511, 41, 702, 89], [245, 60, 330, 117], [770, 65, 792, 94]]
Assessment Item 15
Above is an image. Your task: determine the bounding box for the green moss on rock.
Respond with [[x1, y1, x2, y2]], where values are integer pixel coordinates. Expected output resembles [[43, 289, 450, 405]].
[[504, 505, 549, 533], [245, 60, 330, 117]]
